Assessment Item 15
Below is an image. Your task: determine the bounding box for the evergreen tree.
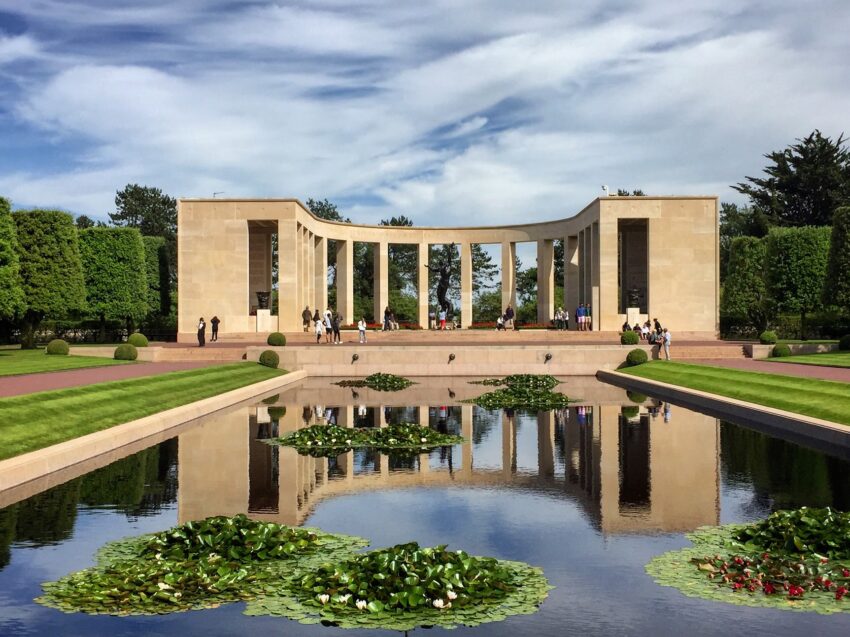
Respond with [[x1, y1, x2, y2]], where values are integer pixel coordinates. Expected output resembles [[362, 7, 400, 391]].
[[825, 206, 850, 314], [721, 236, 774, 333], [0, 197, 24, 320]]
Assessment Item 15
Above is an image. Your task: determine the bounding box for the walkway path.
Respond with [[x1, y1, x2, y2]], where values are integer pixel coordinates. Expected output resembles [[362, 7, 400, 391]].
[[690, 358, 850, 383], [0, 361, 223, 398]]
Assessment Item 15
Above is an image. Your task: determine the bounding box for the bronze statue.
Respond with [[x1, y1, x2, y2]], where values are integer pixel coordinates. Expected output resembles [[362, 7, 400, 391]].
[[424, 245, 455, 314]]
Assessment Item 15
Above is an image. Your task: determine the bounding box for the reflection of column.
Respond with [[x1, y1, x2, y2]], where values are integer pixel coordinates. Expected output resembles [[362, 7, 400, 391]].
[[314, 236, 327, 313], [501, 241, 516, 313], [418, 405, 429, 427], [374, 406, 388, 428], [336, 239, 354, 324], [501, 412, 515, 477], [338, 405, 354, 428], [537, 411, 555, 477], [591, 222, 600, 332], [373, 241, 389, 323], [460, 243, 473, 328], [418, 243, 429, 328], [599, 405, 620, 532], [278, 219, 299, 330], [537, 239, 554, 324], [461, 404, 473, 477], [279, 447, 299, 526], [566, 236, 579, 330]]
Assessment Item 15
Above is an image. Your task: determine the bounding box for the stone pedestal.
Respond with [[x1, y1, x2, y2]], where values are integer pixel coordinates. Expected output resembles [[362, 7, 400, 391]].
[[256, 309, 275, 332], [626, 307, 642, 327]]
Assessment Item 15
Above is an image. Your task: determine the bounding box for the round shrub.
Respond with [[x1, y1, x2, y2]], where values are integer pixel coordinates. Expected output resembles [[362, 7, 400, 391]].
[[45, 339, 69, 356], [620, 330, 639, 345], [840, 334, 850, 351], [627, 390, 647, 404], [772, 343, 792, 357], [267, 332, 286, 347], [114, 343, 138, 361], [261, 394, 280, 405], [127, 332, 149, 347], [621, 406, 639, 419], [258, 350, 279, 369], [626, 348, 648, 366], [268, 406, 286, 420], [759, 330, 778, 345]]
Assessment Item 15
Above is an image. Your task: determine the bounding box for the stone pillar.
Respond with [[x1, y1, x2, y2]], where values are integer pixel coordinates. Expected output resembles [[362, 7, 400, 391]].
[[591, 222, 600, 332], [537, 239, 554, 324], [461, 404, 473, 476], [306, 231, 315, 317], [579, 229, 587, 306], [417, 243, 429, 329], [336, 240, 354, 325], [501, 241, 516, 316], [300, 225, 309, 313], [314, 235, 327, 313], [460, 242, 473, 328], [277, 219, 300, 331], [373, 241, 389, 324], [566, 235, 579, 330]]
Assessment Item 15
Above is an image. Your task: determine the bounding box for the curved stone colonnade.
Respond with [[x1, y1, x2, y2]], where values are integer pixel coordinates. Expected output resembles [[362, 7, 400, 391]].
[[177, 196, 718, 342]]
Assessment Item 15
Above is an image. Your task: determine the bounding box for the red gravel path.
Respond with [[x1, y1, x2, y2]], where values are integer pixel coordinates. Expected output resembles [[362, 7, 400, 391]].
[[690, 358, 850, 383], [0, 361, 223, 398]]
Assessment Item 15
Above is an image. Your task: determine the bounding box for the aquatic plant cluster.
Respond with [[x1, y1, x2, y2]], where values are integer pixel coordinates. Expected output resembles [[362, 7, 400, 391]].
[[466, 374, 570, 410], [647, 507, 850, 614], [335, 373, 414, 391], [37, 516, 551, 630], [270, 422, 464, 457]]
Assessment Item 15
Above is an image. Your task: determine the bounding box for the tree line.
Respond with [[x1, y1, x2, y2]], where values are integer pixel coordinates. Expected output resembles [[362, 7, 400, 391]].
[[720, 130, 850, 337]]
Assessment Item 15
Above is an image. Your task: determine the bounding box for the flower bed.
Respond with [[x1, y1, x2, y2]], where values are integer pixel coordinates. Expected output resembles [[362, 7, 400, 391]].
[[647, 507, 850, 614], [335, 373, 414, 391], [465, 374, 570, 410]]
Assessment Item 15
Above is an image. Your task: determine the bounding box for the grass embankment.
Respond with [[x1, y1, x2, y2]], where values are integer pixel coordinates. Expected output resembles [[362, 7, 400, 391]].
[[0, 363, 285, 461], [768, 351, 850, 369], [0, 348, 131, 377], [619, 361, 850, 426]]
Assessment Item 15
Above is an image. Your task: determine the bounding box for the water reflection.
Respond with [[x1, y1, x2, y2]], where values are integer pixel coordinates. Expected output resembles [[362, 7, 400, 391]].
[[178, 377, 721, 535]]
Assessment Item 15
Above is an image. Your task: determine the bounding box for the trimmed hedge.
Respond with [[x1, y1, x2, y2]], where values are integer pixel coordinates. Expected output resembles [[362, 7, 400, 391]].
[[267, 332, 286, 347], [258, 350, 279, 369], [127, 333, 149, 347], [620, 331, 639, 345], [626, 348, 648, 366], [114, 344, 138, 361], [759, 330, 778, 344], [627, 390, 647, 404], [840, 334, 850, 351], [45, 339, 69, 355], [268, 406, 286, 420], [772, 343, 792, 357]]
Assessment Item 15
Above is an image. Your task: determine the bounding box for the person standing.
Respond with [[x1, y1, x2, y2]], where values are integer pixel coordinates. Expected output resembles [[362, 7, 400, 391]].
[[504, 305, 514, 330], [197, 317, 206, 347], [314, 314, 324, 344], [302, 306, 312, 332], [663, 327, 672, 360], [429, 307, 436, 330], [323, 308, 333, 343], [358, 317, 367, 343], [332, 311, 342, 344], [210, 316, 220, 342], [439, 307, 447, 330], [383, 306, 391, 331]]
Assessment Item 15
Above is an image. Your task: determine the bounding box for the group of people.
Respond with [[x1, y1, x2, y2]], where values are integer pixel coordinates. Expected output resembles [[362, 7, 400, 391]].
[[196, 316, 220, 346], [428, 306, 451, 330], [382, 307, 401, 331], [495, 305, 515, 331], [622, 316, 672, 360], [553, 307, 569, 330], [575, 304, 592, 330], [302, 306, 343, 344]]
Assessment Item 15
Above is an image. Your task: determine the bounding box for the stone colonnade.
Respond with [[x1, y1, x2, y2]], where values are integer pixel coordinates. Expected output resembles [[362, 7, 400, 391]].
[[176, 197, 719, 341]]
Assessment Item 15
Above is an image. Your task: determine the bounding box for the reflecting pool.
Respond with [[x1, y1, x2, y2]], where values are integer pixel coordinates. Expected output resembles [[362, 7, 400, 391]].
[[1, 376, 849, 636]]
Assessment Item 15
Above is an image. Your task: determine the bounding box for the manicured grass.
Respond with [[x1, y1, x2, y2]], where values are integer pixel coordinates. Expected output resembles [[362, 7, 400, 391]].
[[619, 361, 850, 426], [767, 351, 850, 369], [0, 348, 131, 377], [0, 363, 285, 460], [777, 339, 838, 344]]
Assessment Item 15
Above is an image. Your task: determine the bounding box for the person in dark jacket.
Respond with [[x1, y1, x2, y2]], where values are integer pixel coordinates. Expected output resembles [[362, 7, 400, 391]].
[[210, 316, 220, 342], [197, 317, 206, 347]]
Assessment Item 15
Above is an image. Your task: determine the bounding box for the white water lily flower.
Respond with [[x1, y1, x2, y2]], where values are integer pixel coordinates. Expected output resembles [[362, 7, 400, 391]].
[[420, 437, 428, 443], [305, 441, 312, 446], [447, 590, 457, 600], [331, 438, 336, 443], [337, 594, 351, 604], [446, 601, 452, 609], [356, 599, 368, 610], [318, 594, 330, 604], [346, 439, 352, 444], [433, 599, 445, 609], [157, 582, 173, 591]]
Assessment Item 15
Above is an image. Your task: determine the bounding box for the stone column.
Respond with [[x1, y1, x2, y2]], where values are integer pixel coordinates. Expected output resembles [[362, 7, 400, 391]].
[[461, 404, 473, 476], [373, 241, 389, 324], [314, 235, 327, 313], [537, 239, 554, 324], [501, 241, 516, 316], [460, 242, 473, 328], [417, 243, 429, 329], [277, 219, 300, 331], [591, 222, 600, 332], [300, 225, 310, 313], [565, 235, 579, 330], [306, 231, 315, 317], [336, 240, 354, 325]]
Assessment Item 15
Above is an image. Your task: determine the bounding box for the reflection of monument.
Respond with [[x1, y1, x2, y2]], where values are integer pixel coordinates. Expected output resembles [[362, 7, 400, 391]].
[[178, 392, 720, 534]]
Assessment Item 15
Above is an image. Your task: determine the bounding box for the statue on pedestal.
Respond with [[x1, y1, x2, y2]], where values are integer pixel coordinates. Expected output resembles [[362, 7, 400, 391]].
[[424, 245, 455, 314]]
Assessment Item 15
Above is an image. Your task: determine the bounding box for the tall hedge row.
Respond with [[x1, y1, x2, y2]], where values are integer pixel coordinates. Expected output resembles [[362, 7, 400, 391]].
[[142, 235, 170, 316], [825, 206, 850, 314], [721, 237, 773, 333], [0, 197, 24, 319]]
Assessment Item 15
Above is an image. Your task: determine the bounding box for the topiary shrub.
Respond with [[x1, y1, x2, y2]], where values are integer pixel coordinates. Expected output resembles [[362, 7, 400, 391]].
[[627, 390, 647, 404], [114, 343, 138, 361], [268, 406, 286, 420], [759, 330, 778, 345], [45, 339, 70, 355], [840, 334, 850, 351], [620, 330, 639, 345], [626, 348, 648, 366], [772, 343, 792, 357], [267, 332, 286, 346], [621, 406, 639, 419], [127, 332, 149, 347], [259, 350, 279, 369]]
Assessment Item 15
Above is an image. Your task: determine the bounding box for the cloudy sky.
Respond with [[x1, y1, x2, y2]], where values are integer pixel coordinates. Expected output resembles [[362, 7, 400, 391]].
[[0, 0, 847, 227]]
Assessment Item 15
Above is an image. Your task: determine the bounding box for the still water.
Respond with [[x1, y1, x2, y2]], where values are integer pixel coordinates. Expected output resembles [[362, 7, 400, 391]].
[[1, 376, 849, 636]]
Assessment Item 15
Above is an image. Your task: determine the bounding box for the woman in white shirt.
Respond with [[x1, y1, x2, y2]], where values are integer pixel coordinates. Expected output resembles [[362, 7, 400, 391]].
[[315, 317, 324, 343], [358, 317, 367, 343]]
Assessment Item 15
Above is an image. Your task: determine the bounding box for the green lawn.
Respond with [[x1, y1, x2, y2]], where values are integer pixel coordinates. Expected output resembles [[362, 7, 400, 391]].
[[619, 361, 850, 426], [0, 363, 285, 460], [767, 351, 850, 369], [0, 348, 131, 377]]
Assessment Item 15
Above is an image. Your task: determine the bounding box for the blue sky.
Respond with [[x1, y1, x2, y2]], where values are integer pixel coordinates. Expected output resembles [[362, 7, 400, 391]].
[[0, 0, 847, 228]]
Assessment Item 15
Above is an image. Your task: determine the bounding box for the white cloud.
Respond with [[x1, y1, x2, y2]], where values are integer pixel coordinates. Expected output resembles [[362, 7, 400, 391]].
[[0, 34, 39, 64]]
